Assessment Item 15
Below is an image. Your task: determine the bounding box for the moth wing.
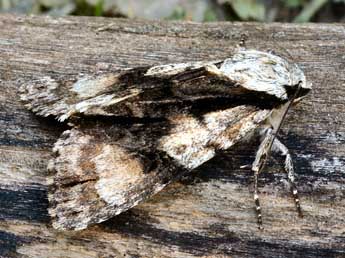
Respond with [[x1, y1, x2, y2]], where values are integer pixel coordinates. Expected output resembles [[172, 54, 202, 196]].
[[19, 50, 297, 122], [19, 71, 143, 121], [48, 124, 182, 230], [19, 61, 223, 121], [48, 106, 271, 230]]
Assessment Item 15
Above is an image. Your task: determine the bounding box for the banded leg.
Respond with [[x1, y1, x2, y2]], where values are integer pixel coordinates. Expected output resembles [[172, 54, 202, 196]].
[[271, 138, 303, 217], [252, 128, 303, 229], [252, 128, 274, 229]]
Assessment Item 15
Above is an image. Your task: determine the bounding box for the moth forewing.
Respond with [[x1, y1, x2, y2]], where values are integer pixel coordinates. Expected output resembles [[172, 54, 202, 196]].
[[157, 106, 271, 170], [19, 49, 311, 230]]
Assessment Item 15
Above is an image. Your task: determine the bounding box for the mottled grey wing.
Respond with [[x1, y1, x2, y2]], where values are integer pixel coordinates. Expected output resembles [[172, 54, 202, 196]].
[[19, 61, 229, 121], [20, 60, 282, 122], [20, 49, 300, 123], [19, 69, 148, 122], [47, 121, 182, 230], [47, 106, 270, 230]]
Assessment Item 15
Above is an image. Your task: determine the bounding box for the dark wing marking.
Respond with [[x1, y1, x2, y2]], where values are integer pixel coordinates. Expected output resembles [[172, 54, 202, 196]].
[[19, 70, 146, 121]]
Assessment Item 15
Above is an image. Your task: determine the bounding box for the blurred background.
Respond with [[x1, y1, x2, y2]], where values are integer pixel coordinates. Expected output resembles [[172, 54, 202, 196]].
[[0, 0, 344, 22]]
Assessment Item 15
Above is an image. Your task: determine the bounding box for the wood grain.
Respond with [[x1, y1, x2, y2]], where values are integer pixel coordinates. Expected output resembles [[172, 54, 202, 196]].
[[0, 14, 344, 258]]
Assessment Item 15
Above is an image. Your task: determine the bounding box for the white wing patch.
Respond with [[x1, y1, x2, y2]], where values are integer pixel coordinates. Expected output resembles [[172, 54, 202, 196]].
[[145, 61, 215, 77], [71, 74, 119, 98], [93, 144, 145, 206], [159, 106, 271, 169]]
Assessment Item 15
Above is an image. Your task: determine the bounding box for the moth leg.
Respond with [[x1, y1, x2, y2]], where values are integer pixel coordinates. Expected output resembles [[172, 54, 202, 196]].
[[251, 127, 274, 229], [271, 138, 303, 217]]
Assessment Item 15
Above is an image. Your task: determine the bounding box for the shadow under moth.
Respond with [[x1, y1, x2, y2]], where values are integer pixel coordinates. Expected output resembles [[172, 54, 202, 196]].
[[19, 49, 311, 231]]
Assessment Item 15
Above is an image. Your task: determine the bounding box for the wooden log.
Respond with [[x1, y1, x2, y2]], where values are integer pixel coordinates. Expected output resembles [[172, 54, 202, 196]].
[[0, 14, 344, 257]]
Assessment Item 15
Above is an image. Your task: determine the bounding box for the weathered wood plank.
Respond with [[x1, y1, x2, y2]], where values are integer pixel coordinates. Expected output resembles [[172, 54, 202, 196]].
[[0, 14, 344, 257]]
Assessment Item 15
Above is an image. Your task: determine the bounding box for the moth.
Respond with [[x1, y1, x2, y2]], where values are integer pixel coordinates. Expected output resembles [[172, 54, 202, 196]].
[[19, 49, 311, 230]]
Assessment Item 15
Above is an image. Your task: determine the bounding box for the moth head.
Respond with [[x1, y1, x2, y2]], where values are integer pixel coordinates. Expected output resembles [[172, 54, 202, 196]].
[[288, 62, 312, 103], [220, 49, 312, 101]]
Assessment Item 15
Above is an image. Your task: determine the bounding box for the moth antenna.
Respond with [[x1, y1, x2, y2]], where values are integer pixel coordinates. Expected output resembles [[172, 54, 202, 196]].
[[238, 33, 248, 48], [235, 33, 248, 53], [269, 35, 295, 61]]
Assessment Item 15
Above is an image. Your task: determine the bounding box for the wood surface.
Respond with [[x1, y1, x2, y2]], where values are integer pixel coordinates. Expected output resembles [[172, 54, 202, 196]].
[[0, 14, 344, 258]]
